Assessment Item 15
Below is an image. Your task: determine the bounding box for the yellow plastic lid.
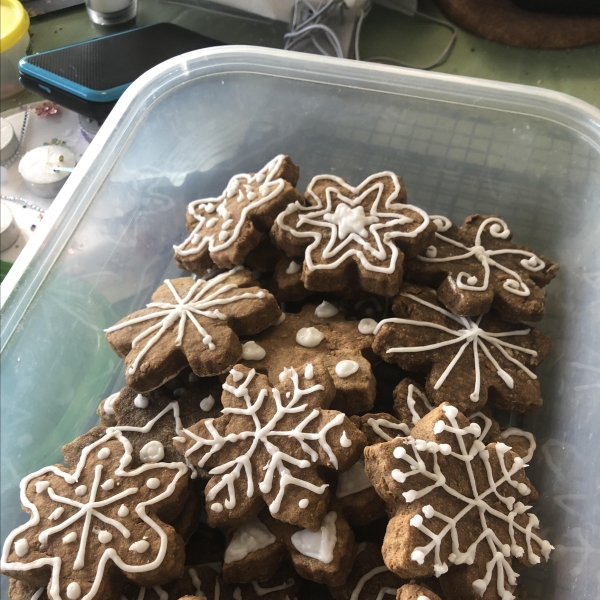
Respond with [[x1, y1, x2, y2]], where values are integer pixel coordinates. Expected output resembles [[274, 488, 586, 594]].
[[1, 0, 30, 54]]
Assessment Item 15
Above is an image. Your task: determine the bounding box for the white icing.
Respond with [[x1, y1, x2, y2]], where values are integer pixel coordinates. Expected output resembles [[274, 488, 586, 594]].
[[75, 485, 87, 497], [390, 404, 552, 599], [146, 478, 160, 490], [299, 499, 309, 508], [104, 268, 268, 375], [118, 505, 129, 517], [367, 418, 410, 441], [349, 565, 392, 600], [315, 301, 339, 318], [290, 511, 337, 563], [183, 368, 348, 515], [276, 171, 430, 274], [417, 216, 547, 298], [274, 312, 286, 326], [103, 392, 120, 415], [304, 364, 314, 380], [63, 532, 77, 544], [374, 292, 539, 402], [30, 588, 45, 600], [97, 448, 111, 460], [501, 428, 537, 463], [336, 460, 373, 498], [140, 441, 165, 464], [97, 530, 112, 544], [101, 479, 115, 491], [130, 540, 150, 553], [286, 260, 301, 275], [224, 519, 276, 564], [358, 318, 377, 335], [14, 539, 28, 557], [66, 582, 81, 599], [49, 507, 64, 520], [134, 394, 149, 409], [211, 502, 223, 513], [339, 431, 352, 448], [200, 395, 216, 412], [296, 327, 324, 348], [174, 155, 289, 258], [233, 588, 242, 600], [35, 481, 50, 494], [241, 341, 266, 361], [406, 384, 434, 426], [231, 369, 244, 382], [251, 578, 295, 596], [335, 360, 359, 378], [417, 596, 430, 600]]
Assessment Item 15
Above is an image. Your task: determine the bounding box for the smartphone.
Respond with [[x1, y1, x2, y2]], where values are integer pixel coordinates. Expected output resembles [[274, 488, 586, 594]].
[[19, 23, 223, 122]]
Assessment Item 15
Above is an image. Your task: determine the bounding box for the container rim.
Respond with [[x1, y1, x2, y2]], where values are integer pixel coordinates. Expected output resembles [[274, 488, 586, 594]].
[[2, 45, 600, 335]]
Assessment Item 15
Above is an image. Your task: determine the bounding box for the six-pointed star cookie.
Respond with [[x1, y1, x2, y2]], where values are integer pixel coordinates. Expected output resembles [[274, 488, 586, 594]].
[[272, 171, 435, 296], [1, 429, 189, 600], [372, 283, 551, 413], [364, 403, 552, 600], [405, 214, 559, 322], [174, 155, 304, 274], [174, 363, 366, 531], [105, 267, 281, 392]]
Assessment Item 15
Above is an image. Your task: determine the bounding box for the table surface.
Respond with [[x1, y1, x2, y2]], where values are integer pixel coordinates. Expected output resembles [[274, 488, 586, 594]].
[[2, 0, 599, 114]]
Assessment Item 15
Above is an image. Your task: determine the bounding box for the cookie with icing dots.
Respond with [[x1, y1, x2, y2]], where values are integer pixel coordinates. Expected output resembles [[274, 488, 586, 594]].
[[372, 283, 551, 413], [1, 429, 189, 600], [105, 267, 281, 392], [174, 364, 366, 531], [268, 257, 312, 303], [364, 403, 552, 600], [238, 303, 378, 415], [173, 155, 303, 275], [8, 579, 49, 600], [404, 214, 559, 322], [271, 170, 435, 297]]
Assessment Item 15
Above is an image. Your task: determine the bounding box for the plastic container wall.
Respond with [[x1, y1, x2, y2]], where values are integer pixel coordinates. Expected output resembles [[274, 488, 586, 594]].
[[1, 48, 599, 599]]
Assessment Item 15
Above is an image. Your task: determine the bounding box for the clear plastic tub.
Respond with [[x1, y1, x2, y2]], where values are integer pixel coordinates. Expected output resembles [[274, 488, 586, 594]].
[[1, 47, 599, 599]]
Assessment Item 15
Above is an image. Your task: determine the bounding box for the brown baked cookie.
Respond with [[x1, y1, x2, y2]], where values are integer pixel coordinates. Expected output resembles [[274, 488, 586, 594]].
[[268, 257, 312, 303], [105, 268, 281, 392], [175, 364, 366, 531], [271, 171, 435, 297], [239, 303, 377, 415], [372, 283, 551, 413], [364, 403, 553, 600], [173, 155, 303, 274], [244, 236, 281, 275], [404, 214, 559, 322], [396, 582, 443, 600], [8, 579, 48, 600], [1, 429, 189, 599]]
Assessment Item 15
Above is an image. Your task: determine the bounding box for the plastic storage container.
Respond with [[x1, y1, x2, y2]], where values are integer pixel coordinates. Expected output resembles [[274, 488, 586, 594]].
[[0, 0, 30, 100], [1, 47, 599, 599]]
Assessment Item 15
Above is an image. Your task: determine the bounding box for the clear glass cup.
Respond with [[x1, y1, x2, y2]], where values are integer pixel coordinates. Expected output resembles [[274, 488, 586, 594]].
[[85, 0, 137, 26]]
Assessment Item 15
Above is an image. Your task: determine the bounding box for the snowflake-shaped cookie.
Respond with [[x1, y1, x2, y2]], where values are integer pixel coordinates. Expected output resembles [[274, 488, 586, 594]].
[[105, 267, 280, 392], [364, 403, 553, 600], [1, 430, 189, 600], [174, 364, 366, 530], [173, 155, 303, 274], [272, 171, 434, 296], [372, 283, 551, 413], [405, 215, 559, 322]]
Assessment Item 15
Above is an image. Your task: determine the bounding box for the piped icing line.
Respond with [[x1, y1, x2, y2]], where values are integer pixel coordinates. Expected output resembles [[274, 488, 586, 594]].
[[276, 171, 430, 274], [251, 578, 295, 595], [174, 155, 288, 256], [104, 267, 266, 375], [367, 418, 411, 441], [391, 404, 552, 600], [374, 293, 538, 402], [418, 216, 546, 297], [406, 384, 434, 426], [0, 429, 188, 600], [501, 428, 537, 463], [349, 565, 394, 600], [182, 367, 347, 516]]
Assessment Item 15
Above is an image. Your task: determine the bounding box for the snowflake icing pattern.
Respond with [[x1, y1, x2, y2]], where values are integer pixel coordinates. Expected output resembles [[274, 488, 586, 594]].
[[1, 429, 188, 600]]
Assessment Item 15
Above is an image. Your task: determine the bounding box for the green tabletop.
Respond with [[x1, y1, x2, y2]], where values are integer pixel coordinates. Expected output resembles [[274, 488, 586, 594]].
[[2, 0, 599, 113]]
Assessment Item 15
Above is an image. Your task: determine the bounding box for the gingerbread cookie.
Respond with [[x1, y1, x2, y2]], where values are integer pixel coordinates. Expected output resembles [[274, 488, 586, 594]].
[[239, 303, 377, 415], [372, 283, 551, 413], [1, 429, 189, 599], [175, 364, 366, 530], [8, 579, 48, 600], [364, 403, 552, 600], [405, 215, 559, 322], [396, 583, 442, 600], [173, 155, 303, 274], [272, 171, 434, 297], [105, 268, 280, 392], [268, 257, 312, 303]]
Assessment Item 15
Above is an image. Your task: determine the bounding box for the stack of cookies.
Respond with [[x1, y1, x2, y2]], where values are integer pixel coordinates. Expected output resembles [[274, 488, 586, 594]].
[[2, 155, 559, 600]]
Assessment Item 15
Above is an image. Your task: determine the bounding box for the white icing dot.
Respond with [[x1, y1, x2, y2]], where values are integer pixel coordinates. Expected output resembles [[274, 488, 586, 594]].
[[358, 318, 377, 335], [218, 231, 229, 241], [315, 301, 338, 318], [173, 387, 185, 398], [129, 540, 150, 553], [49, 507, 64, 520], [140, 441, 165, 463], [296, 327, 324, 348], [205, 203, 215, 213], [241, 341, 266, 361], [231, 369, 244, 382], [134, 394, 149, 409], [63, 532, 77, 544], [339, 431, 352, 448], [118, 504, 129, 517], [299, 499, 309, 508], [75, 485, 87, 497], [206, 217, 218, 228], [103, 392, 119, 415], [335, 360, 359, 378], [200, 395, 216, 412], [97, 530, 112, 544], [66, 582, 81, 600], [274, 312, 286, 326], [393, 446, 406, 459], [221, 219, 233, 230], [466, 276, 478, 286], [422, 505, 435, 519], [425, 245, 437, 258], [173, 436, 187, 443], [233, 588, 242, 600], [35, 481, 49, 494], [286, 261, 301, 275], [304, 364, 314, 380], [101, 479, 115, 491], [14, 538, 29, 557], [211, 502, 223, 513], [97, 448, 110, 460], [146, 478, 160, 489]]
